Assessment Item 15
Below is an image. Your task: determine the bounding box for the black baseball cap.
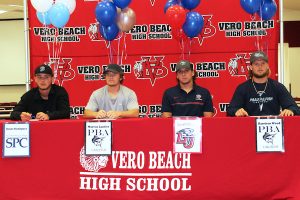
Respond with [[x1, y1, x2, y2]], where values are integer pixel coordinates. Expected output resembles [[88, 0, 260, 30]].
[[250, 51, 268, 64], [176, 60, 193, 72], [34, 64, 53, 76], [104, 64, 124, 75]]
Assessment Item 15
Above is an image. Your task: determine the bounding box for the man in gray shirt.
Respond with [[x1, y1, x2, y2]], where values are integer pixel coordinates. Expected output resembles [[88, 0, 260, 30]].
[[84, 64, 139, 119]]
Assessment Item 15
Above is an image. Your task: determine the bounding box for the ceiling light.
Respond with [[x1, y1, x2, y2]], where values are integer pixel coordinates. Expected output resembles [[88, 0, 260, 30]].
[[9, 4, 23, 7], [0, 10, 8, 14]]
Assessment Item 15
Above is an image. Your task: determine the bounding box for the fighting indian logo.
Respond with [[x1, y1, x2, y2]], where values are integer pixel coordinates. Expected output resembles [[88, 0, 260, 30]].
[[49, 58, 76, 86], [134, 56, 168, 86], [228, 53, 250, 79], [80, 147, 108, 172], [176, 128, 195, 149]]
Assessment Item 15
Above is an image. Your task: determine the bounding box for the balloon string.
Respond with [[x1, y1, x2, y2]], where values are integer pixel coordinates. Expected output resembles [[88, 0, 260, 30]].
[[123, 33, 128, 64], [117, 32, 121, 65], [109, 41, 113, 64], [181, 38, 185, 60], [188, 38, 192, 60], [42, 12, 51, 63]]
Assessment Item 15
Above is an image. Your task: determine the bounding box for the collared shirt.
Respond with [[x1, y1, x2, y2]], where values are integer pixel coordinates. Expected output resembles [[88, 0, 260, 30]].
[[162, 84, 214, 117], [10, 84, 70, 120]]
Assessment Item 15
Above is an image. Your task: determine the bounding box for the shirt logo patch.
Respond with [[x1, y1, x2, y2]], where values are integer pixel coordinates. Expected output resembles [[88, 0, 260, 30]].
[[195, 94, 202, 101]]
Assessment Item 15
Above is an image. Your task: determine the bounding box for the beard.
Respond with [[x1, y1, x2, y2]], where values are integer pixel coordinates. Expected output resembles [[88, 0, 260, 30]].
[[252, 69, 269, 79]]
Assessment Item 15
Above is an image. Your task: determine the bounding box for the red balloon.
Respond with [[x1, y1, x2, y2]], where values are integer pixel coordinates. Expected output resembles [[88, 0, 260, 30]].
[[166, 5, 186, 29]]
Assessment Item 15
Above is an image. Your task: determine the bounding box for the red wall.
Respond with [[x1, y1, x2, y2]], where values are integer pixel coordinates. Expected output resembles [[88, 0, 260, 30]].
[[28, 0, 280, 118]]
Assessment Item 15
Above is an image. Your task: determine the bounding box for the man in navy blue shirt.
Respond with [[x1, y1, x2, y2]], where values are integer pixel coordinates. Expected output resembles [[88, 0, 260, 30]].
[[161, 60, 214, 117], [227, 51, 300, 117]]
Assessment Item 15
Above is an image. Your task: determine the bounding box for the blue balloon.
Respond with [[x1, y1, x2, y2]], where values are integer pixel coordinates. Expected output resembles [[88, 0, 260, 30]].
[[95, 1, 117, 26], [48, 3, 70, 28], [99, 23, 119, 41], [113, 0, 131, 9], [37, 11, 51, 26], [181, 0, 200, 10], [164, 0, 178, 13], [183, 11, 204, 38], [259, 0, 277, 20], [240, 0, 262, 14]]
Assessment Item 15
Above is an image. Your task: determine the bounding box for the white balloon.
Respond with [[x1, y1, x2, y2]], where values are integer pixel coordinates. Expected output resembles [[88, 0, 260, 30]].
[[55, 0, 76, 14], [31, 0, 53, 13]]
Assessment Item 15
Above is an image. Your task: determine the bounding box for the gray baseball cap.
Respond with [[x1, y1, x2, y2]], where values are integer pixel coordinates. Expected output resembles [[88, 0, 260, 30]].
[[176, 60, 193, 72], [104, 64, 124, 75], [250, 51, 268, 64]]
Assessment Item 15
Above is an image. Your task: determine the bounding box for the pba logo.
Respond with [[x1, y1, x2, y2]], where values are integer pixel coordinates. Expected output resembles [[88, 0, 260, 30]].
[[134, 56, 168, 86], [228, 53, 250, 79], [176, 128, 195, 149], [49, 58, 76, 86], [92, 135, 105, 147], [80, 147, 108, 172], [263, 132, 276, 144]]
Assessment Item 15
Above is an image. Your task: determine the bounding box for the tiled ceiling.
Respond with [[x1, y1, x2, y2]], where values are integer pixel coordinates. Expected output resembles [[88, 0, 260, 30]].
[[0, 0, 299, 20]]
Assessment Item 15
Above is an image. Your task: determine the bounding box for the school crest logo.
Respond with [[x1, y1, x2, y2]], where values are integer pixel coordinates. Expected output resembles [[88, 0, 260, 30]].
[[176, 128, 195, 149], [88, 23, 100, 41], [49, 58, 76, 86], [80, 147, 108, 172], [134, 56, 168, 86], [150, 0, 156, 6], [228, 53, 250, 79]]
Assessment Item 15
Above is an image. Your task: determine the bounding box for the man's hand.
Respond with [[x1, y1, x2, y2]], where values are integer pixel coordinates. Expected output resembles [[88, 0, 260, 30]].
[[106, 111, 121, 119], [96, 110, 107, 119], [280, 109, 294, 117], [20, 112, 32, 121], [36, 112, 50, 121], [235, 108, 249, 117]]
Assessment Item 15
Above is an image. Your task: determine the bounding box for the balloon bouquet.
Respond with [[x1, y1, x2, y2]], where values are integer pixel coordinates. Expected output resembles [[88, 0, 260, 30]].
[[240, 0, 277, 51], [31, 0, 76, 83], [95, 0, 136, 64], [164, 0, 204, 59]]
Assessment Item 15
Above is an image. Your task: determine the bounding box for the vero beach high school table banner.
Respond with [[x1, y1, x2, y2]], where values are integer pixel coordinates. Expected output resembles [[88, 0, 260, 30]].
[[27, 0, 280, 118]]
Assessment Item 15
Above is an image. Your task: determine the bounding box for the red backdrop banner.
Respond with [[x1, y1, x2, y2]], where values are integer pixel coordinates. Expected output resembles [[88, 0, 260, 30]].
[[28, 0, 280, 118]]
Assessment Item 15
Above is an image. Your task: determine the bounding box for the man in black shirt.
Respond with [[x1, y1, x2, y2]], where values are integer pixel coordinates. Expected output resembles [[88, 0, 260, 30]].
[[227, 51, 300, 117], [161, 60, 214, 117], [10, 64, 70, 121]]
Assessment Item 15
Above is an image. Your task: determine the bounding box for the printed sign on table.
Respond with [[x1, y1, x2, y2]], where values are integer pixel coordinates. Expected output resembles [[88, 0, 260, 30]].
[[2, 122, 30, 157], [85, 121, 112, 155], [173, 117, 202, 153], [256, 118, 284, 152]]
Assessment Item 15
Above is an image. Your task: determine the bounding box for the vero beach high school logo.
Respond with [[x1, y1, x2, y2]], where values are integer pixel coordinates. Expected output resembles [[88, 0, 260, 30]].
[[134, 56, 168, 86], [176, 128, 195, 149], [50, 58, 76, 86], [228, 53, 250, 79], [80, 147, 108, 172]]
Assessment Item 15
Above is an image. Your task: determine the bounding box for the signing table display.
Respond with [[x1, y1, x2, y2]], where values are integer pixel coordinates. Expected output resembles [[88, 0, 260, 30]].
[[1, 117, 300, 200]]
